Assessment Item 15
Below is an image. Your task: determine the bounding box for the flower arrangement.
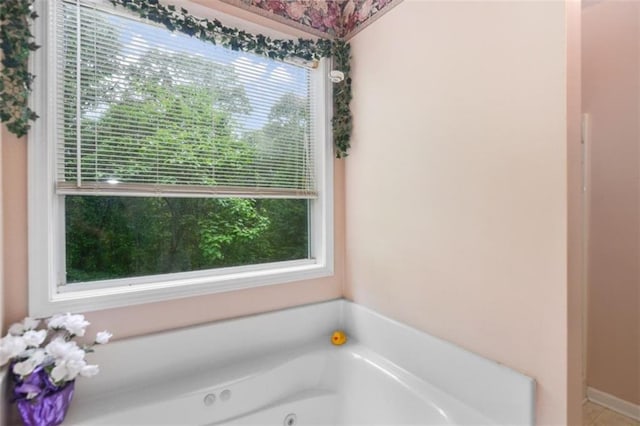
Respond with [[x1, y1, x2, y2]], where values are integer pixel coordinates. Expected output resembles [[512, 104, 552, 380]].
[[0, 314, 111, 425], [0, 314, 112, 401]]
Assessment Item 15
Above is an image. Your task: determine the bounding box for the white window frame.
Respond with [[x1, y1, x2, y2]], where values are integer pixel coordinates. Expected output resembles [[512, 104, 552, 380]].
[[28, 0, 334, 317]]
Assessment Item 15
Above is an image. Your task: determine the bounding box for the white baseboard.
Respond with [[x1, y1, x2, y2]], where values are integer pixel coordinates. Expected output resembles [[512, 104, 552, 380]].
[[587, 387, 640, 421]]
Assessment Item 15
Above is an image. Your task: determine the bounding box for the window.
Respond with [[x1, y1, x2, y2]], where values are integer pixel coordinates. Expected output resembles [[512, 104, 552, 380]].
[[28, 0, 333, 316]]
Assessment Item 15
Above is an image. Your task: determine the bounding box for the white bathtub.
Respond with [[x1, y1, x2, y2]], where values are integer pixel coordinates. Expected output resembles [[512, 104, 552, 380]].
[[62, 300, 535, 425]]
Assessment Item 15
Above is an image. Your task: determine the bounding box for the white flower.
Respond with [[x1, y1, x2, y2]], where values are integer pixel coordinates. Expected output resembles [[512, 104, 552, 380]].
[[23, 317, 41, 331], [8, 322, 25, 336], [46, 314, 65, 330], [51, 358, 86, 382], [29, 349, 46, 366], [80, 364, 99, 378], [48, 313, 90, 337], [0, 335, 27, 366], [95, 331, 112, 345], [63, 314, 90, 336], [22, 330, 47, 348], [3, 315, 108, 384], [8, 317, 41, 336], [12, 350, 45, 377], [45, 338, 78, 360], [13, 360, 35, 377], [46, 338, 88, 382], [51, 353, 86, 382]]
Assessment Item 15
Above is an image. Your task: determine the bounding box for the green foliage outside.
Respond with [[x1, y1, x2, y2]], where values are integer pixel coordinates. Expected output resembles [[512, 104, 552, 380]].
[[64, 11, 311, 283], [66, 197, 308, 282]]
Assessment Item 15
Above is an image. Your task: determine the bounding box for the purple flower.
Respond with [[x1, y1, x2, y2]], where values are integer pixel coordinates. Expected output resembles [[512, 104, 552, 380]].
[[323, 2, 340, 28], [308, 8, 325, 30]]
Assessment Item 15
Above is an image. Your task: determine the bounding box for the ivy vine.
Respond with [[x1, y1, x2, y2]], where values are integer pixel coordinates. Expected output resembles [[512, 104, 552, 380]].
[[0, 0, 352, 157], [331, 40, 352, 158], [0, 0, 39, 138]]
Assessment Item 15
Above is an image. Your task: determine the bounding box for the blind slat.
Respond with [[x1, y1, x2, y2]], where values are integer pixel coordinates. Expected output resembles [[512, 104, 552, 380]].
[[56, 0, 317, 198]]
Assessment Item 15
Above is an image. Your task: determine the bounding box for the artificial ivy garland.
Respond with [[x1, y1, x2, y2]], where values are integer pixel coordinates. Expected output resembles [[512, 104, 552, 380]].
[[0, 0, 39, 138], [0, 0, 352, 157]]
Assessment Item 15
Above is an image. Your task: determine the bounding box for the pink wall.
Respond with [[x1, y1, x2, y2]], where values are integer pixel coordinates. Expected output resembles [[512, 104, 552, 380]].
[[566, 2, 584, 424], [2, 129, 28, 333], [582, 1, 640, 406], [345, 1, 581, 424]]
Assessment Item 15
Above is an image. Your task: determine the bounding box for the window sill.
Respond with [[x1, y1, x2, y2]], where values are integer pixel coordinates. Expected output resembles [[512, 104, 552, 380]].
[[30, 260, 333, 317]]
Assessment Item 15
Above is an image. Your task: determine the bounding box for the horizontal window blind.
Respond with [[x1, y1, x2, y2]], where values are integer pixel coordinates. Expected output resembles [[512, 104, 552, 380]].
[[55, 0, 317, 199]]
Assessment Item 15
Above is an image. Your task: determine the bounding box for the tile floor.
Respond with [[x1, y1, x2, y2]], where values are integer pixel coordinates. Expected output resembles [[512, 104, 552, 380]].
[[583, 401, 640, 426]]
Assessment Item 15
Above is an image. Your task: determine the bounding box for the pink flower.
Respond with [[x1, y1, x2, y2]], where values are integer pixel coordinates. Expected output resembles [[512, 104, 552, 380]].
[[358, 0, 374, 22], [342, 0, 356, 20], [308, 8, 325, 30], [286, 2, 307, 21], [323, 15, 337, 29], [311, 0, 328, 14], [342, 12, 358, 34], [266, 0, 286, 13]]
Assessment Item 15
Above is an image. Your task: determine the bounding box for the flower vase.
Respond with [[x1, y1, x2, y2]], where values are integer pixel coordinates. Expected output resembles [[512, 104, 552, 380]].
[[13, 368, 75, 426]]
